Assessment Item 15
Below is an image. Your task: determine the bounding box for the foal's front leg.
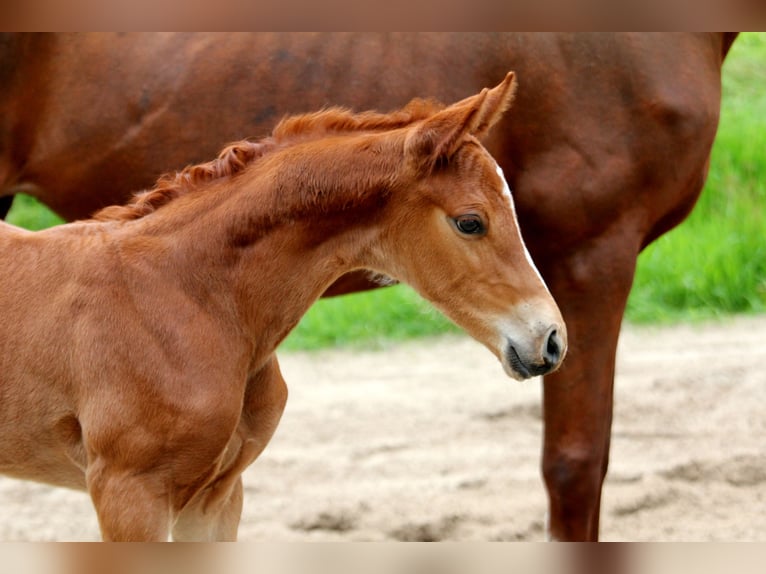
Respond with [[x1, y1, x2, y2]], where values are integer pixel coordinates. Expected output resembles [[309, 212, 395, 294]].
[[87, 461, 174, 541], [85, 418, 235, 541], [170, 477, 245, 541], [172, 355, 289, 541], [83, 378, 250, 541]]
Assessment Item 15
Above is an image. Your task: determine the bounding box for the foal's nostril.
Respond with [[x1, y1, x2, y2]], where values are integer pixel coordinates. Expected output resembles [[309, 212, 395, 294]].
[[543, 328, 562, 367]]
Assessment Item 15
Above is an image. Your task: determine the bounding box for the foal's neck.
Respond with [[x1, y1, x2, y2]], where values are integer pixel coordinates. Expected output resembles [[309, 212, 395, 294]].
[[124, 135, 401, 363]]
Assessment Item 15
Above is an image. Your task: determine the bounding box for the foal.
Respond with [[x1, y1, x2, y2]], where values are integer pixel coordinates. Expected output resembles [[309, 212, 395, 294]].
[[0, 72, 566, 540]]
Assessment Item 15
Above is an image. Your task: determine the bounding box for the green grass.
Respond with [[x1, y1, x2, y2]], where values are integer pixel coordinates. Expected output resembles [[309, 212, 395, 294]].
[[280, 285, 458, 351], [6, 194, 64, 230], [6, 33, 766, 347], [625, 32, 766, 323]]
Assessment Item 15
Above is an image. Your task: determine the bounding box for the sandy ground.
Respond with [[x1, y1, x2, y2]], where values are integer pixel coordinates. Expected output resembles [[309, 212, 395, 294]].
[[0, 315, 764, 542]]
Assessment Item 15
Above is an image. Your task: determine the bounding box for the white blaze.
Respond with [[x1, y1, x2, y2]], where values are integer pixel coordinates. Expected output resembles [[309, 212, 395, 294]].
[[495, 164, 550, 292]]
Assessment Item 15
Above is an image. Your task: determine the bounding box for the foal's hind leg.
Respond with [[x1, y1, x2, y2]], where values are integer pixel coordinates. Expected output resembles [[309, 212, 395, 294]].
[[172, 355, 289, 541]]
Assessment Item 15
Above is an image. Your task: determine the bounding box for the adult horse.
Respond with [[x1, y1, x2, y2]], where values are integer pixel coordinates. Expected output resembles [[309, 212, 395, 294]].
[[0, 33, 738, 540]]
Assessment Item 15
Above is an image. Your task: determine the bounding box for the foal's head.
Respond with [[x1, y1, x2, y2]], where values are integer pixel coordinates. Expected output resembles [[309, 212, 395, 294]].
[[375, 73, 567, 380]]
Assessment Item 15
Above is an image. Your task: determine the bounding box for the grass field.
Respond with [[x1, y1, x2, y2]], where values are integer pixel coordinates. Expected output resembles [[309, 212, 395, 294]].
[[6, 33, 765, 350], [626, 33, 766, 322]]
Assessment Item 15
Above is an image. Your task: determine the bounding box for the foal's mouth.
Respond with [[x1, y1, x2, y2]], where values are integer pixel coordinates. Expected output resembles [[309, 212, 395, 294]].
[[503, 340, 555, 380]]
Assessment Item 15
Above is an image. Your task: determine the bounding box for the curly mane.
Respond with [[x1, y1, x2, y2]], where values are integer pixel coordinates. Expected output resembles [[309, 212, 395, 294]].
[[92, 140, 275, 221], [92, 97, 445, 222]]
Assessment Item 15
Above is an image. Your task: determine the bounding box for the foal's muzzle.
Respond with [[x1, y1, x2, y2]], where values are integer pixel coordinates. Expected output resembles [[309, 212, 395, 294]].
[[503, 326, 566, 380]]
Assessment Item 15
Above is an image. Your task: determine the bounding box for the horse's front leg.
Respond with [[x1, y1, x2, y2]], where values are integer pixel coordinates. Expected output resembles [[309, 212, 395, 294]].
[[85, 435, 229, 541], [171, 477, 245, 542], [86, 460, 174, 541], [538, 233, 639, 541], [172, 355, 288, 541], [82, 373, 250, 541]]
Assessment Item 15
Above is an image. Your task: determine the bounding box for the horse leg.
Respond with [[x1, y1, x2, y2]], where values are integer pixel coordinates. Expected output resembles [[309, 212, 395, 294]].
[[539, 234, 638, 541], [87, 462, 174, 541], [172, 477, 245, 541], [0, 195, 13, 220], [172, 355, 289, 541]]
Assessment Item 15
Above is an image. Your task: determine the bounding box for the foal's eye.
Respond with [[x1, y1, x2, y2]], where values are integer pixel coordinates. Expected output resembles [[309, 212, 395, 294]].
[[453, 214, 486, 236]]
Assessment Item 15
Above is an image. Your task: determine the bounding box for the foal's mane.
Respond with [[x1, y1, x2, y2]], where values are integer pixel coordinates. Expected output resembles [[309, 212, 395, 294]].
[[93, 98, 444, 222]]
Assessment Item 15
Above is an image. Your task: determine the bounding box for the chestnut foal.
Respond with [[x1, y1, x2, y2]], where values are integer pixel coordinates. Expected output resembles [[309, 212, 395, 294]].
[[0, 73, 565, 540]]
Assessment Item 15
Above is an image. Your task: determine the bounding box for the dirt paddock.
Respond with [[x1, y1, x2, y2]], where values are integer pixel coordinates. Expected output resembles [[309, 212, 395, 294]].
[[1, 316, 764, 541]]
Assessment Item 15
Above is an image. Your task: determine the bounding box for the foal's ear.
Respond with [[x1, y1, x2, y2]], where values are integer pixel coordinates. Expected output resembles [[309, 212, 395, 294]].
[[404, 72, 517, 174]]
